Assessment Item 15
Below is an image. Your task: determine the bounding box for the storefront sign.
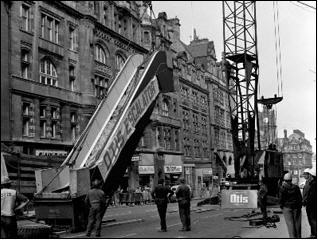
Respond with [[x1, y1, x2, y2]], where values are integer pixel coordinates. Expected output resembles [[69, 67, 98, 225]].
[[97, 77, 159, 181], [131, 156, 140, 162], [221, 190, 257, 209], [35, 150, 68, 157], [202, 169, 212, 175], [164, 165, 182, 173], [138, 166, 154, 174]]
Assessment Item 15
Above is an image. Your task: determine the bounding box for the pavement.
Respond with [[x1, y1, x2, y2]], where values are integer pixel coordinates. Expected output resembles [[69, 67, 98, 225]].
[[18, 198, 313, 238], [240, 207, 311, 239]]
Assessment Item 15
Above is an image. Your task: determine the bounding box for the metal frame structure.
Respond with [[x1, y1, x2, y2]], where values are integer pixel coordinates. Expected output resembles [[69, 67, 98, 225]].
[[223, 1, 260, 178]]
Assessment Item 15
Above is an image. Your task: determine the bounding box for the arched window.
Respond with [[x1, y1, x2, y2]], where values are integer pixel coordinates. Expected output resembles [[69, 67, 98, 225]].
[[115, 54, 126, 71], [95, 44, 107, 64], [40, 59, 58, 87]]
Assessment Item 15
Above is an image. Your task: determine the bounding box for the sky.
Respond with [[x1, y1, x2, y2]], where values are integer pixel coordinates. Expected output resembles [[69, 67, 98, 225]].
[[152, 1, 317, 154]]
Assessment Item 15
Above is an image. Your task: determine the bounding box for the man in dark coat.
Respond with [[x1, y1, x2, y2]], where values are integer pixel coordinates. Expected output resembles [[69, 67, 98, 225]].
[[303, 168, 317, 238], [151, 179, 174, 232], [85, 179, 106, 237], [258, 178, 268, 220], [279, 172, 303, 238], [176, 178, 191, 231]]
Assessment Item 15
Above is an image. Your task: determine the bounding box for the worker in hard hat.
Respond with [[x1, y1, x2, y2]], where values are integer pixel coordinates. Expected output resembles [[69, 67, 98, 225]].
[[279, 172, 303, 238], [302, 168, 317, 238], [1, 177, 29, 239], [85, 179, 106, 237]]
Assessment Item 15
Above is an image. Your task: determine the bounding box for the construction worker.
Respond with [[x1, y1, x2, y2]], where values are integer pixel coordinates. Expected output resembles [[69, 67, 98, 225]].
[[151, 178, 174, 232], [1, 177, 29, 239], [279, 172, 302, 238], [176, 177, 191, 231], [302, 168, 317, 238], [85, 179, 106, 237], [258, 178, 268, 220]]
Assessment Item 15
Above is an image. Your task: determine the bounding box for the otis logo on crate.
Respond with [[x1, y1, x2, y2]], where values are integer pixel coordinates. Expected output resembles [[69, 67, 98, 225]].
[[221, 190, 257, 208], [230, 193, 248, 204]]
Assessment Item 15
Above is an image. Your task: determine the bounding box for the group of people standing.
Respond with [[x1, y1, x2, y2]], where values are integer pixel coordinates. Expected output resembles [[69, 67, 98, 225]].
[[111, 186, 152, 206], [279, 169, 316, 239]]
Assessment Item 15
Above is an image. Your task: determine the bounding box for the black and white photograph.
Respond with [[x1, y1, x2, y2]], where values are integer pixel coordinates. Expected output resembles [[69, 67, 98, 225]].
[[1, 1, 316, 239]]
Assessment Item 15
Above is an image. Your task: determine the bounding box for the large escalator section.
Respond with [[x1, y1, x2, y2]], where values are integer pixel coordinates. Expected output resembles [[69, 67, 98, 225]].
[[71, 50, 173, 195]]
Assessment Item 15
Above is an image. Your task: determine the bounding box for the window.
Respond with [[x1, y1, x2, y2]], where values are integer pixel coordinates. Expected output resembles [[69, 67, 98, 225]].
[[22, 102, 34, 137], [93, 75, 108, 98], [52, 122, 56, 138], [21, 49, 31, 79], [23, 118, 29, 136], [40, 121, 46, 138], [40, 59, 58, 87], [144, 31, 150, 44], [21, 4, 32, 32], [51, 107, 57, 119], [71, 112, 77, 141], [115, 54, 125, 71], [103, 4, 108, 25], [69, 27, 78, 51], [40, 106, 46, 118], [162, 100, 169, 116], [22, 102, 30, 116], [41, 14, 60, 43], [71, 125, 76, 141], [69, 66, 75, 91], [95, 45, 107, 64]]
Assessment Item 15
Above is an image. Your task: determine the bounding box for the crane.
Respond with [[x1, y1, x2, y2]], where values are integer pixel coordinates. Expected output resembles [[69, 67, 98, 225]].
[[222, 1, 284, 206]]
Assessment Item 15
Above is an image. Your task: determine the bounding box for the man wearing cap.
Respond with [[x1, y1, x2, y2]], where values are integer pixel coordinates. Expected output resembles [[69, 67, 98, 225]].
[[303, 168, 317, 238], [176, 178, 191, 231], [279, 172, 303, 238], [85, 179, 106, 237], [1, 177, 29, 238], [151, 179, 174, 232]]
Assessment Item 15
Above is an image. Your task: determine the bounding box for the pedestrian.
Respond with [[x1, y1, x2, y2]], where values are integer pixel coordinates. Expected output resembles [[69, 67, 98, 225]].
[[151, 179, 174, 232], [176, 177, 191, 231], [1, 177, 29, 239], [279, 172, 302, 238], [85, 179, 106, 237], [258, 178, 268, 220], [302, 168, 317, 238]]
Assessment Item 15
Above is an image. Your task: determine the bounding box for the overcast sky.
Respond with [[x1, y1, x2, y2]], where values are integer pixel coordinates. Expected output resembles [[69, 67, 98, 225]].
[[152, 1, 316, 153]]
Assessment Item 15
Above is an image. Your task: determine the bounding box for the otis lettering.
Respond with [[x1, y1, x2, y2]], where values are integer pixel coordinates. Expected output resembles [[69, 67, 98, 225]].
[[230, 194, 248, 204]]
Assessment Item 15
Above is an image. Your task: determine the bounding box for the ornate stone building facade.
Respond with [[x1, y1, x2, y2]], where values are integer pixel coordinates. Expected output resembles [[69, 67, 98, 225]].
[[277, 129, 313, 184], [1, 1, 153, 158], [1, 2, 233, 196]]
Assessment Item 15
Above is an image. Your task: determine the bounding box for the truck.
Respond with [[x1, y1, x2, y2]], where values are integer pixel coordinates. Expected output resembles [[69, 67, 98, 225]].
[[33, 50, 174, 232]]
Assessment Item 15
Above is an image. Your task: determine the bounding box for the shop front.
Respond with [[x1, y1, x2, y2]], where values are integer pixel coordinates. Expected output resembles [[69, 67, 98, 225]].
[[138, 165, 154, 187], [195, 167, 213, 198], [164, 155, 183, 186], [138, 153, 154, 188]]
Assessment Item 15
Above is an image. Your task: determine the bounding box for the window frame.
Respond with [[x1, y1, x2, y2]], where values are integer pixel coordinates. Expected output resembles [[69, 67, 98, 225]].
[[39, 59, 58, 87]]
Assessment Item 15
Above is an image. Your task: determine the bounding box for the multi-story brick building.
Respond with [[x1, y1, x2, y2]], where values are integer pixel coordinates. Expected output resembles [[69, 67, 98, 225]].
[[277, 129, 313, 184], [1, 2, 233, 196], [1, 1, 154, 158]]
